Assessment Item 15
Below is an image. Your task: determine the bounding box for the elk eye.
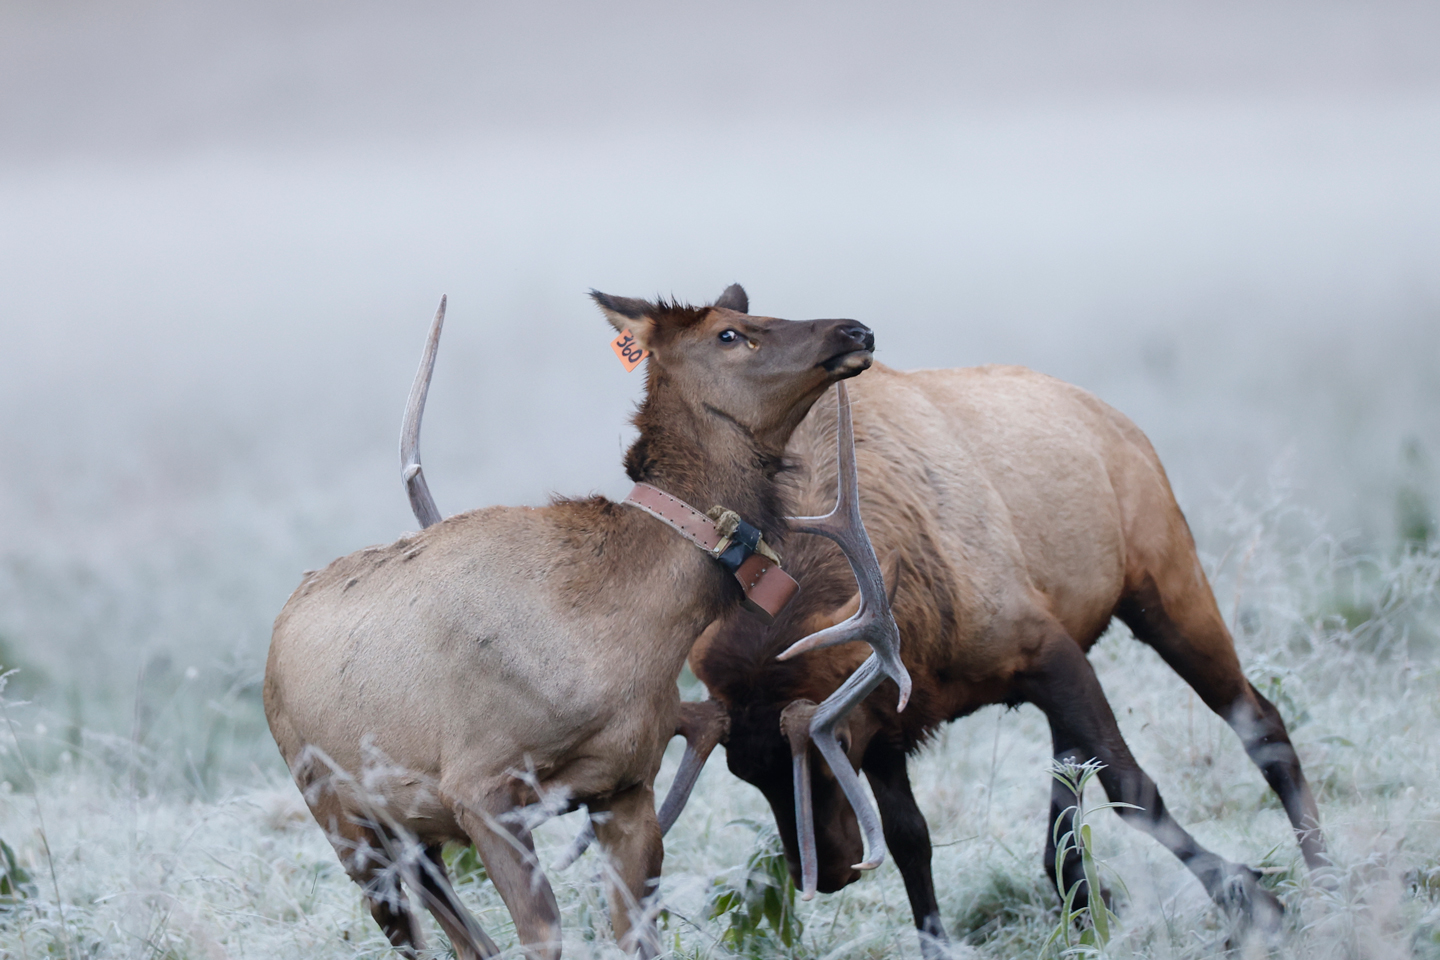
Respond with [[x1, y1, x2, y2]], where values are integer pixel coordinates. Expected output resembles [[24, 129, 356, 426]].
[[718, 329, 739, 344]]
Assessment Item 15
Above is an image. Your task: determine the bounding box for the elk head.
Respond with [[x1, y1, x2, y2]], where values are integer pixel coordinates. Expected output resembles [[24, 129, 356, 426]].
[[593, 286, 876, 482], [722, 692, 877, 893]]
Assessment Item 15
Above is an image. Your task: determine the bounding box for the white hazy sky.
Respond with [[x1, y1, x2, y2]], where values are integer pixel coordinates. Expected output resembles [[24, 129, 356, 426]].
[[1, 1, 1437, 689]]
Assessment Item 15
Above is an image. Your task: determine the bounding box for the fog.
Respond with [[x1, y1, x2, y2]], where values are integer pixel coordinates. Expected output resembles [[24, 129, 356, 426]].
[[2, 1, 1438, 720]]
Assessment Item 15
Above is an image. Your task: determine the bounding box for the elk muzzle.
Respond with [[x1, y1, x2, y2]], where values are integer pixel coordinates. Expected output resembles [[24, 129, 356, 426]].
[[820, 322, 876, 376]]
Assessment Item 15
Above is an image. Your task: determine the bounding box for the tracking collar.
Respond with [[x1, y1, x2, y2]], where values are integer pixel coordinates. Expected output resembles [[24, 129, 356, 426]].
[[623, 482, 800, 622]]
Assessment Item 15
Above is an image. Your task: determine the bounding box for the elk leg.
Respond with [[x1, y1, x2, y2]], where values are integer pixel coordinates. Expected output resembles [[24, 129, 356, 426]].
[[320, 815, 426, 955], [415, 844, 502, 960], [590, 783, 664, 959], [363, 871, 425, 956], [453, 797, 563, 960], [862, 743, 949, 960], [1018, 633, 1282, 928], [1117, 575, 1328, 870]]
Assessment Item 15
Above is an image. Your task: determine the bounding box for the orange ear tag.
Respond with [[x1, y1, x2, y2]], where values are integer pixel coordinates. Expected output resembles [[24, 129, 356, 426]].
[[611, 330, 649, 372]]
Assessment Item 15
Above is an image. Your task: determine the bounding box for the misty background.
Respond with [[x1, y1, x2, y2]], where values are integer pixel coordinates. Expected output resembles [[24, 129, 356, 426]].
[[1, 1, 1437, 744]]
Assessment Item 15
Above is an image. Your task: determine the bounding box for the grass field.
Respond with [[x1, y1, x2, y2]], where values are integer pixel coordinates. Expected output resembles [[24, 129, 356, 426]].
[[3, 8, 1437, 955], [3, 489, 1437, 960]]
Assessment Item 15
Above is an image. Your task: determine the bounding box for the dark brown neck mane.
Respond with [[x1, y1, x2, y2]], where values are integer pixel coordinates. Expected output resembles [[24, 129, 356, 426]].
[[623, 364, 791, 550]]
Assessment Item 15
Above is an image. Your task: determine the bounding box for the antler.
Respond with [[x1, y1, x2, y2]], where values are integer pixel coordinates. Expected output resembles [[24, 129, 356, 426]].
[[401, 296, 446, 529], [655, 700, 730, 832], [778, 380, 912, 900], [777, 382, 909, 705]]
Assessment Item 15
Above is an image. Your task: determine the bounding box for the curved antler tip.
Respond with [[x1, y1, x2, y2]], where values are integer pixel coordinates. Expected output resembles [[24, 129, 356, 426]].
[[853, 858, 883, 871], [775, 638, 811, 661]]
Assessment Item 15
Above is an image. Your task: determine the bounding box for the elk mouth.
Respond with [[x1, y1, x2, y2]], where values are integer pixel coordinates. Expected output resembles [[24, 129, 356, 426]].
[[821, 348, 873, 377]]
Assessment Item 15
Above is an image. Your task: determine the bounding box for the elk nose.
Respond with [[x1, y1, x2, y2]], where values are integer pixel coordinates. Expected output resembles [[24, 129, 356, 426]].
[[838, 323, 874, 352]]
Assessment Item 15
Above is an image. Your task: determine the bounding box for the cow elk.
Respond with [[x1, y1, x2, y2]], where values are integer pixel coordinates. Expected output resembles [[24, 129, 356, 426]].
[[671, 293, 1329, 956], [263, 286, 899, 959]]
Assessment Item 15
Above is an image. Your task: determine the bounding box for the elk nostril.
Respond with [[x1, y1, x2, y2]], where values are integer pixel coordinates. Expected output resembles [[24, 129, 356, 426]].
[[839, 324, 874, 352]]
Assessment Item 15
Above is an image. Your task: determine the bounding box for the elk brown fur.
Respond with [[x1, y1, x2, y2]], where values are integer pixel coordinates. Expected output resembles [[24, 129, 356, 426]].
[[693, 358, 1327, 953]]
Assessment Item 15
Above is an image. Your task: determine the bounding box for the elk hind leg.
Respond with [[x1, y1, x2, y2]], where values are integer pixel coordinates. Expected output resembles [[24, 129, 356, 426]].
[[318, 811, 426, 955], [1019, 632, 1282, 927], [1118, 574, 1328, 870]]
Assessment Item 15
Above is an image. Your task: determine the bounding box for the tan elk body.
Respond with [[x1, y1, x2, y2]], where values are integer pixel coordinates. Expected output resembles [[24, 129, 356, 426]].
[[707, 359, 1175, 710], [264, 287, 880, 959]]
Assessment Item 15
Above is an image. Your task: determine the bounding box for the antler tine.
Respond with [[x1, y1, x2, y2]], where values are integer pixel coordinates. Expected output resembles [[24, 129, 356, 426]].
[[655, 700, 730, 833], [779, 383, 911, 711], [401, 296, 446, 529], [783, 656, 891, 899], [779, 700, 820, 897]]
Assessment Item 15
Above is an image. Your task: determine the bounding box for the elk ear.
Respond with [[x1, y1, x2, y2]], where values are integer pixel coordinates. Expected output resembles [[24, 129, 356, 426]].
[[712, 283, 749, 313], [591, 290, 658, 349]]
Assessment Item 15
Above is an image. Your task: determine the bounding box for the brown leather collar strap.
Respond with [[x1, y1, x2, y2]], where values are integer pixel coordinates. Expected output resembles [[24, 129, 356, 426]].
[[625, 483, 726, 553], [624, 482, 800, 623]]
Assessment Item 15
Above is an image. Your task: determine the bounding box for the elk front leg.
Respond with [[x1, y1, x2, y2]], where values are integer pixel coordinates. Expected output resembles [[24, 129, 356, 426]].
[[863, 743, 949, 960], [590, 783, 664, 959]]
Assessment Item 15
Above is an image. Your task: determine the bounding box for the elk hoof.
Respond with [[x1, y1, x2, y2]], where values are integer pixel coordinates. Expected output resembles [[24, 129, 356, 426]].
[[1219, 865, 1284, 936]]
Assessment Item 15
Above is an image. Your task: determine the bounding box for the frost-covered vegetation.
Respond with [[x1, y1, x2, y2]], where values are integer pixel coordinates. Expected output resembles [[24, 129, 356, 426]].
[[3, 490, 1438, 959], [3, 6, 1438, 957]]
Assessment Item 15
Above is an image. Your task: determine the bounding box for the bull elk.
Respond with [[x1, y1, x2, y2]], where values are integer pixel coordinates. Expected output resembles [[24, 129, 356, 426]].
[[263, 286, 904, 959], [670, 295, 1329, 954]]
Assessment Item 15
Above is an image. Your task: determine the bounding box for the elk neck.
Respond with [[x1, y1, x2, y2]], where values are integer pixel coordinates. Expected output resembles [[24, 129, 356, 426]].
[[623, 369, 791, 552]]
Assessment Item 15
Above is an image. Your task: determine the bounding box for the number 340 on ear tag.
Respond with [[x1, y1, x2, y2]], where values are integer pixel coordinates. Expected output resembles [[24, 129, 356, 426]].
[[611, 330, 649, 372]]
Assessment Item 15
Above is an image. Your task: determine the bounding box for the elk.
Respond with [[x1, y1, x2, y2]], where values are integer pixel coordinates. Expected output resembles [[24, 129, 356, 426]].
[[665, 290, 1329, 954], [263, 287, 903, 959]]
